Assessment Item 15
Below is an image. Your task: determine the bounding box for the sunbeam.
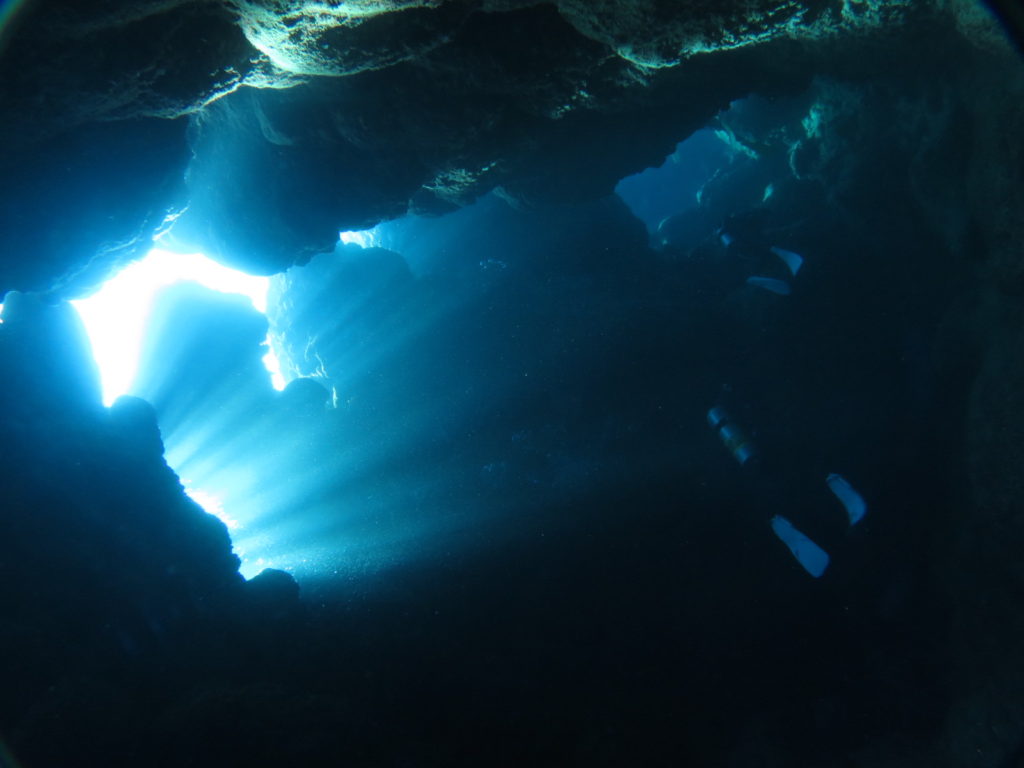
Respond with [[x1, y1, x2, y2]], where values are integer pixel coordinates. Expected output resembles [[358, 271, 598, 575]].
[[71, 249, 283, 405]]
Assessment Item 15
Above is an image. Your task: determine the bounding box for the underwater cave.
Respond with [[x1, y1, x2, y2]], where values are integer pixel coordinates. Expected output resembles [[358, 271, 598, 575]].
[[2, 1, 1024, 766]]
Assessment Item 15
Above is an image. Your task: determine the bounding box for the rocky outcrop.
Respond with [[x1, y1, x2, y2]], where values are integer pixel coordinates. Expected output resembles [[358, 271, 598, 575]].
[[0, 0, 278, 295], [0, 0, 952, 292], [716, 42, 1024, 763], [0, 293, 301, 765]]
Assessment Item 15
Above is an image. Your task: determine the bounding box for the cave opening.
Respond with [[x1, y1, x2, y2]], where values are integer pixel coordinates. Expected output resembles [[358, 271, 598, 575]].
[[56, 79, 922, 589], [71, 248, 285, 404]]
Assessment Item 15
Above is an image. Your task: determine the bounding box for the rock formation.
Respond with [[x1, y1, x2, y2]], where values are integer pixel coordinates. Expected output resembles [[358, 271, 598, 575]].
[[1, 1, 1024, 766], [0, 0, 949, 291]]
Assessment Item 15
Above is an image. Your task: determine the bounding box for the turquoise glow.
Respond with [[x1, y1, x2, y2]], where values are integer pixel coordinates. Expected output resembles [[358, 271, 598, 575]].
[[71, 248, 285, 406], [70, 249, 294, 579]]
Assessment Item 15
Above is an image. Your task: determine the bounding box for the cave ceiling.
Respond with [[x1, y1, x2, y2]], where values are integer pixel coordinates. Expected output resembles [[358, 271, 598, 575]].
[[0, 0, 976, 293]]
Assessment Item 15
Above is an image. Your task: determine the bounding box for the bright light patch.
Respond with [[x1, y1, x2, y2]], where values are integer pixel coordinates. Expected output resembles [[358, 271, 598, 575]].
[[339, 228, 379, 248], [262, 336, 287, 391], [184, 485, 240, 531], [238, 555, 280, 581], [72, 249, 272, 405], [185, 484, 273, 579]]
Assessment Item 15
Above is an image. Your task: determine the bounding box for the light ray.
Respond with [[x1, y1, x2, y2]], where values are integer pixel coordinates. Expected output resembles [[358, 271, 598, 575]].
[[72, 249, 276, 405]]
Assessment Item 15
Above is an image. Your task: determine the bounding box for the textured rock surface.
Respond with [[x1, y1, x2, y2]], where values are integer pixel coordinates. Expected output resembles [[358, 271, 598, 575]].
[[0, 0, 941, 290], [234, 0, 473, 76], [0, 0, 283, 295]]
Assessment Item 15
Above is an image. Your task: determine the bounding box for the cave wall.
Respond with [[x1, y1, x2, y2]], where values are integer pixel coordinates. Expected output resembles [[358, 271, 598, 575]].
[[0, 292, 309, 765], [701, 31, 1024, 764]]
